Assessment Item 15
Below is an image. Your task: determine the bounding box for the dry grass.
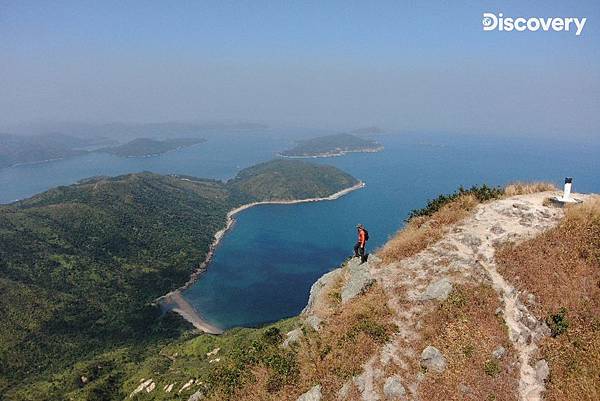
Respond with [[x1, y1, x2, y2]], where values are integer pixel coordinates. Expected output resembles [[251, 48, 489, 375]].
[[417, 285, 519, 401], [212, 285, 395, 401], [496, 197, 600, 401], [378, 194, 479, 264], [504, 181, 557, 196]]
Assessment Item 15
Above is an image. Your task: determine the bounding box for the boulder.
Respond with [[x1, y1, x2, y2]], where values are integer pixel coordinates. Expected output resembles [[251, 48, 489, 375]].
[[417, 278, 453, 301], [535, 359, 550, 382], [188, 390, 204, 401], [305, 315, 323, 331], [383, 375, 406, 400], [341, 258, 375, 303], [297, 384, 322, 401], [420, 346, 447, 373], [283, 328, 303, 348], [337, 380, 352, 400], [492, 346, 507, 359]]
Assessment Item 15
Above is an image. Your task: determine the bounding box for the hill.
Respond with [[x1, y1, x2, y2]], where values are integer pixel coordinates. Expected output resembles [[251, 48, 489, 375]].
[[78, 184, 597, 401], [0, 160, 360, 400], [227, 159, 358, 201], [97, 137, 206, 157], [0, 133, 112, 168], [279, 133, 383, 158]]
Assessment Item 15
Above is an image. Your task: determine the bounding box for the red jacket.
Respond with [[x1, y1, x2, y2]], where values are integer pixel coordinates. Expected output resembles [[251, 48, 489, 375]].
[[358, 229, 366, 247]]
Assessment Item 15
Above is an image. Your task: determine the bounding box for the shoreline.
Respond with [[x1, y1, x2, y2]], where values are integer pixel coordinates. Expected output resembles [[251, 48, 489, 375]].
[[157, 180, 366, 334], [277, 146, 384, 159]]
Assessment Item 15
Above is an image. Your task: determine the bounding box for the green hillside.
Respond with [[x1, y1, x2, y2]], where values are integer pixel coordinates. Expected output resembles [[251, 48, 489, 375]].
[[0, 160, 359, 400]]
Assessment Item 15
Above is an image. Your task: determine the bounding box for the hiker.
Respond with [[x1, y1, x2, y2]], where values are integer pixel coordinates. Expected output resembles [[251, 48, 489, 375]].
[[353, 224, 369, 263]]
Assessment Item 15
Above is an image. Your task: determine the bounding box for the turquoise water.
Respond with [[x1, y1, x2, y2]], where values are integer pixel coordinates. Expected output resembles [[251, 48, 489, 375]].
[[1, 132, 599, 330]]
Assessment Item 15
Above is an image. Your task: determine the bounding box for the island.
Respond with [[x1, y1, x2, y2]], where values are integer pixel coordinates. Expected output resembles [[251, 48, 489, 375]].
[[279, 133, 384, 158], [0, 132, 113, 169], [96, 137, 206, 157], [0, 159, 361, 400]]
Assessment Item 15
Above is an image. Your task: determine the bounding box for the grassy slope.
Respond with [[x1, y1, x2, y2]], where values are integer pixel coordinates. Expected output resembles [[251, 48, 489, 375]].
[[0, 160, 358, 400], [496, 198, 600, 401]]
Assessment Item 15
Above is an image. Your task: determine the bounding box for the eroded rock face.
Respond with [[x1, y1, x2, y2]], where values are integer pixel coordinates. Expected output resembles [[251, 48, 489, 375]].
[[302, 268, 343, 315], [341, 258, 375, 303], [383, 375, 407, 400], [297, 384, 322, 401], [420, 346, 447, 373]]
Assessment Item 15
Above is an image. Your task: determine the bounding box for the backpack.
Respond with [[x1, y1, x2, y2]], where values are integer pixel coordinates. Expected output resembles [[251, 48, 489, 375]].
[[363, 229, 369, 241]]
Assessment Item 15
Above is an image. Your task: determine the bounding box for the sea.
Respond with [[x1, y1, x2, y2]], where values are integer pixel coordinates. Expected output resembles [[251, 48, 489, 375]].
[[1, 131, 598, 330]]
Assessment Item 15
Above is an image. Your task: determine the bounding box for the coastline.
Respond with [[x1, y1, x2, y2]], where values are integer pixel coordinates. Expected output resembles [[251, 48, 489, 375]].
[[277, 146, 384, 159], [157, 180, 366, 334]]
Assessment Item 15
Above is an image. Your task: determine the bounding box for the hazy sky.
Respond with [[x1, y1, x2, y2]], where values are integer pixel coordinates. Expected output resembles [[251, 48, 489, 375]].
[[1, 1, 599, 137]]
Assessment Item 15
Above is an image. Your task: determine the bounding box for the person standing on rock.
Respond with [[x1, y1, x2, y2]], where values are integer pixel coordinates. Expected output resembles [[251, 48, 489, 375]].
[[354, 224, 369, 263]]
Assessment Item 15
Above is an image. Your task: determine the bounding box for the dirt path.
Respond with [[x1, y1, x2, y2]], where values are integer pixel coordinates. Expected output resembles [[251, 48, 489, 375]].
[[349, 191, 588, 401]]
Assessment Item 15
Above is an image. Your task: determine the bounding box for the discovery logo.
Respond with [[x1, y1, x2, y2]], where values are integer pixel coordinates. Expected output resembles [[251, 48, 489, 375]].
[[482, 13, 587, 36]]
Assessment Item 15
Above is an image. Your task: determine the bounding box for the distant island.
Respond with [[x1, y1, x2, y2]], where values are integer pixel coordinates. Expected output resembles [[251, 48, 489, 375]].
[[97, 137, 206, 157], [0, 133, 113, 169], [0, 159, 361, 400], [279, 133, 384, 158]]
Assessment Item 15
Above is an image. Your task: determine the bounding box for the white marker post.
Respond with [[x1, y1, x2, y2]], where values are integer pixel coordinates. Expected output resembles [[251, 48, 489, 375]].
[[554, 177, 581, 204], [563, 177, 573, 201]]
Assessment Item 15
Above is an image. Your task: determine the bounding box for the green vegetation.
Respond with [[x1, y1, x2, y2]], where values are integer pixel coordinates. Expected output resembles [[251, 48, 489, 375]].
[[0, 160, 358, 400], [406, 184, 504, 221], [227, 159, 358, 201], [484, 359, 501, 377], [97, 137, 206, 157], [279, 133, 382, 157], [547, 308, 570, 337]]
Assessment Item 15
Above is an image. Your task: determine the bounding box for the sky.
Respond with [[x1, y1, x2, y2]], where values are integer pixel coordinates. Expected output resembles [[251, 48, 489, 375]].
[[1, 1, 599, 138]]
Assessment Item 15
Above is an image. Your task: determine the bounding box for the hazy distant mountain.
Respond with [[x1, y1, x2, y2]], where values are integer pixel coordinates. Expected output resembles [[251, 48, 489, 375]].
[[3, 121, 269, 140], [97, 137, 206, 157], [350, 126, 385, 135], [279, 133, 384, 158], [0, 133, 113, 168]]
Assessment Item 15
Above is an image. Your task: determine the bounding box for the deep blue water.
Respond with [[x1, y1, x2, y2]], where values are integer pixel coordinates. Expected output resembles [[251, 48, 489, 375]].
[[1, 132, 598, 330]]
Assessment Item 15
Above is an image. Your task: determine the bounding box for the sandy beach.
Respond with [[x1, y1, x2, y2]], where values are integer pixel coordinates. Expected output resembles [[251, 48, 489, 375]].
[[158, 180, 365, 334]]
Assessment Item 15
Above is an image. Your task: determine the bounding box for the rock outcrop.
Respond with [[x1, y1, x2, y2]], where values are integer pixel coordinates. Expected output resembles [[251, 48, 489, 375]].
[[297, 384, 322, 401], [341, 257, 376, 303], [419, 346, 447, 373]]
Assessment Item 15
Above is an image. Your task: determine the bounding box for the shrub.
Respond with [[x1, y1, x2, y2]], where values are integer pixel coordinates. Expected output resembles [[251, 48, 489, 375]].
[[547, 308, 569, 337], [406, 185, 503, 222], [484, 359, 501, 377]]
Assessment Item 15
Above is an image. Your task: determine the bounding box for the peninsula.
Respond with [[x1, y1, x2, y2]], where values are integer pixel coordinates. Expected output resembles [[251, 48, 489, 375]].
[[0, 159, 361, 399], [279, 133, 383, 158]]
